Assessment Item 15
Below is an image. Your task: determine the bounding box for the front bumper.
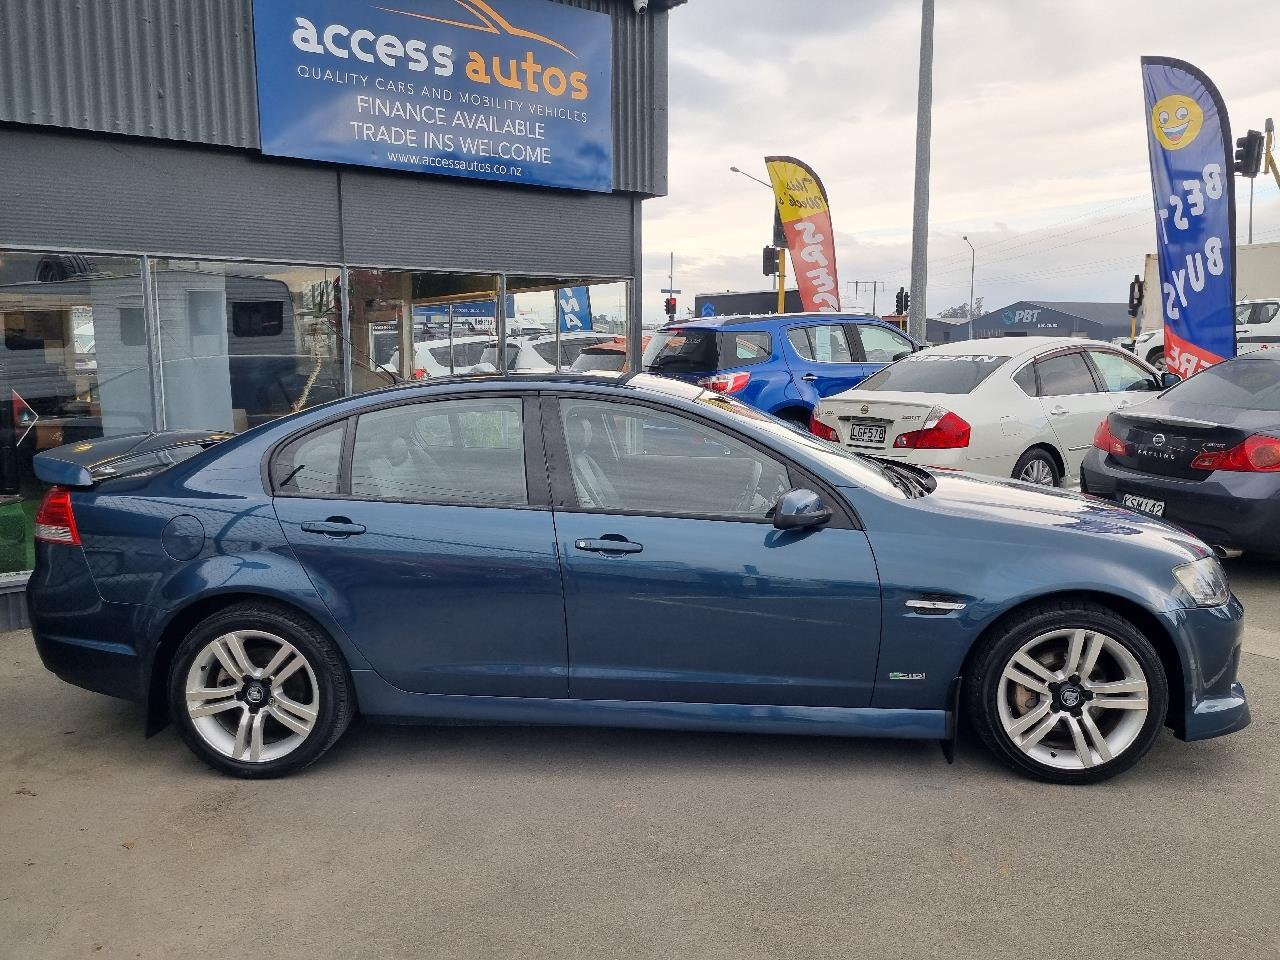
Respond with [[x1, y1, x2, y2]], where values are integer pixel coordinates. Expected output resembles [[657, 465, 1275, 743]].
[[1081, 448, 1280, 555], [1158, 597, 1249, 742]]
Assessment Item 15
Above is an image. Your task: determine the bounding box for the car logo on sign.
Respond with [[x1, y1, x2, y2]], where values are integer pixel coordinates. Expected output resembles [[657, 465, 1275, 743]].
[[1152, 434, 1166, 447]]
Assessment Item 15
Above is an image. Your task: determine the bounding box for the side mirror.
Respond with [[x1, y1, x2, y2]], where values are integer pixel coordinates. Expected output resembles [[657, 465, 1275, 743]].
[[1160, 372, 1181, 389], [772, 488, 833, 530]]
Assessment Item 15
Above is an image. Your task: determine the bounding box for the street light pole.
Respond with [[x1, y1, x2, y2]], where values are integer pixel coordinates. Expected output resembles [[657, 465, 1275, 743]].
[[963, 235, 975, 340], [907, 0, 935, 343], [730, 165, 787, 314]]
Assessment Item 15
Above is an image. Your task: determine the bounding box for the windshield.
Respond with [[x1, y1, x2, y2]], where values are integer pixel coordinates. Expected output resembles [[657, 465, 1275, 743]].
[[1166, 358, 1280, 410], [572, 351, 627, 372], [858, 352, 1010, 394]]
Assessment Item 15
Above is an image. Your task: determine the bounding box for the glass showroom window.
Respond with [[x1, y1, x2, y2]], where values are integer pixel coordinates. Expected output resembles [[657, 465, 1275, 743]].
[[504, 279, 629, 373], [149, 260, 376, 432], [0, 251, 152, 572]]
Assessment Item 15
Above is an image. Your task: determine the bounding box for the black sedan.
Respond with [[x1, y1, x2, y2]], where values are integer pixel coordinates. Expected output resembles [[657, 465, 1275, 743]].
[[1082, 357, 1280, 555]]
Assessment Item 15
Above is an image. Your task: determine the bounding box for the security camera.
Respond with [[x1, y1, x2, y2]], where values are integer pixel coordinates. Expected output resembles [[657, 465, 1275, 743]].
[[632, 0, 649, 13]]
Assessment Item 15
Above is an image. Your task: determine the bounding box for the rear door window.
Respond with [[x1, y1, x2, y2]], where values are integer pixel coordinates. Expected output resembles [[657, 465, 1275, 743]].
[[788, 325, 854, 363], [1034, 352, 1099, 396], [350, 398, 527, 505]]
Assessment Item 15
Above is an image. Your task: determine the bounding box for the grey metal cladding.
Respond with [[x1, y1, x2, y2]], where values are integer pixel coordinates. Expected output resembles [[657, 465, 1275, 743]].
[[341, 167, 635, 276], [0, 0, 669, 196], [0, 0, 259, 147], [0, 127, 344, 263]]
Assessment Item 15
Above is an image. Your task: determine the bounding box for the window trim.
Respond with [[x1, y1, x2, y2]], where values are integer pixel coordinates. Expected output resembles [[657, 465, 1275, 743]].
[[542, 392, 860, 529], [265, 391, 551, 510]]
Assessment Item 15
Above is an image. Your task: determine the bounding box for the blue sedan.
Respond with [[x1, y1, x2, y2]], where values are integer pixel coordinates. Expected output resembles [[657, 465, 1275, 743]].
[[28, 374, 1248, 782]]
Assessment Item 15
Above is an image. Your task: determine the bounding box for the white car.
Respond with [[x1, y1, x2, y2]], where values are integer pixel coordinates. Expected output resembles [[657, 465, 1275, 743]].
[[475, 333, 616, 373], [385, 334, 494, 379], [1132, 298, 1280, 370], [811, 337, 1170, 487]]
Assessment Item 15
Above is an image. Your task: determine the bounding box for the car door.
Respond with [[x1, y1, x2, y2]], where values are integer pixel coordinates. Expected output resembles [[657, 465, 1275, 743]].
[[1084, 348, 1162, 413], [544, 394, 882, 707], [1238, 301, 1280, 355], [783, 322, 871, 407], [270, 394, 568, 698], [1032, 349, 1113, 480]]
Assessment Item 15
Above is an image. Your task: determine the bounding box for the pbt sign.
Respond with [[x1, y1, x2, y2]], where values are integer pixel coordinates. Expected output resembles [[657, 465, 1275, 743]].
[[1003, 308, 1043, 325]]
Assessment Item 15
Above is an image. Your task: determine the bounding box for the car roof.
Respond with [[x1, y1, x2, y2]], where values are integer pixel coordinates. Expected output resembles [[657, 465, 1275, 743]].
[[668, 312, 882, 329], [919, 336, 1121, 359]]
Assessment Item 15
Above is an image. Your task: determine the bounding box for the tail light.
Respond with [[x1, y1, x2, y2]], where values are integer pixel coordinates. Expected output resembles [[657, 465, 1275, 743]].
[[34, 486, 81, 545], [1191, 434, 1280, 472], [412, 368, 428, 380], [700, 372, 750, 394], [1092, 418, 1132, 457], [893, 407, 970, 449], [809, 411, 840, 442]]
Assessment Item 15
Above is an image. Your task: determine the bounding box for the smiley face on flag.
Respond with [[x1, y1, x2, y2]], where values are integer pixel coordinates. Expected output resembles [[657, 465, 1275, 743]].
[[1151, 94, 1204, 150]]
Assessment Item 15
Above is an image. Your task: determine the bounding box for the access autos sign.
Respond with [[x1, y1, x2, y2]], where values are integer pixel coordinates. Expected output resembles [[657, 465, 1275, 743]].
[[252, 0, 613, 192]]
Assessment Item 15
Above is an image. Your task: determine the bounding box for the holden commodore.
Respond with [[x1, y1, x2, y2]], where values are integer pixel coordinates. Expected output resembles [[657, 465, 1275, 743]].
[[28, 374, 1248, 783]]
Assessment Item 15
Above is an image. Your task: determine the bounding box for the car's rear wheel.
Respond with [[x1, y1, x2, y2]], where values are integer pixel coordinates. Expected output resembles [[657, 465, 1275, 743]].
[[1146, 348, 1166, 371], [965, 600, 1168, 784], [1012, 448, 1060, 487], [168, 603, 354, 778]]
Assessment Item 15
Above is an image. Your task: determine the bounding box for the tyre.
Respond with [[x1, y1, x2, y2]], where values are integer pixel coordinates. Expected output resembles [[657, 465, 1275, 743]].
[[964, 600, 1168, 784], [167, 602, 355, 778], [1146, 348, 1166, 371], [1012, 448, 1061, 487]]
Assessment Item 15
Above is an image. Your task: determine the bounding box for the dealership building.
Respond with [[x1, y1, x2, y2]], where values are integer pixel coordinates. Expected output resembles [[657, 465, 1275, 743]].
[[0, 0, 681, 625]]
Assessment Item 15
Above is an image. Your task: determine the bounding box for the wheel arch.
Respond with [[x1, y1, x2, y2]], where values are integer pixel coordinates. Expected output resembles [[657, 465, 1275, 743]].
[[770, 403, 813, 425], [144, 590, 356, 736], [956, 590, 1186, 732]]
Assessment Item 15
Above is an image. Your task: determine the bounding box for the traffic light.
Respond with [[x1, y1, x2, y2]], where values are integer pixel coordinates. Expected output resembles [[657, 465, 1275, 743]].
[[895, 287, 905, 315], [664, 296, 677, 318], [763, 246, 779, 277], [903, 291, 910, 314], [1235, 130, 1264, 178], [1127, 275, 1144, 318]]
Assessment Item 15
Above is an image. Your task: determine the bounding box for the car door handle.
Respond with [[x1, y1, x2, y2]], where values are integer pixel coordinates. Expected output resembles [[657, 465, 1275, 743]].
[[800, 373, 819, 382], [301, 518, 366, 537], [575, 537, 643, 555], [1049, 405, 1069, 416]]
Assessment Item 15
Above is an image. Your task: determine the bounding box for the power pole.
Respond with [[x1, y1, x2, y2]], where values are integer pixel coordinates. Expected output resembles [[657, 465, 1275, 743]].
[[907, 0, 934, 343]]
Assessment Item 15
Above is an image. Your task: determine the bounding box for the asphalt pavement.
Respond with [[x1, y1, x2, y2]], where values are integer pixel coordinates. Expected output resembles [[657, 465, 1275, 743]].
[[2, 558, 1277, 959]]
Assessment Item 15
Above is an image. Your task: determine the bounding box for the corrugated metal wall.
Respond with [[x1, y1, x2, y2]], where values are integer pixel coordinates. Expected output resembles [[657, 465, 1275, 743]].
[[0, 0, 668, 195]]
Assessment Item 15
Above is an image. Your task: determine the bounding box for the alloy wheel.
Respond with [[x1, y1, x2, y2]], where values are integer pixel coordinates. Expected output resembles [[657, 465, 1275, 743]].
[[996, 628, 1149, 770], [1019, 458, 1056, 486], [184, 630, 320, 763]]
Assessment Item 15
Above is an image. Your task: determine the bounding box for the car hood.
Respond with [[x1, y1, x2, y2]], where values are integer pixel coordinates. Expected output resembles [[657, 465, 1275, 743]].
[[907, 469, 1210, 559]]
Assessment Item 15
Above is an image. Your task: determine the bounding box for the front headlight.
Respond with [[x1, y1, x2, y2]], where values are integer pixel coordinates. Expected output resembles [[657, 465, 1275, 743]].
[[1173, 556, 1231, 607]]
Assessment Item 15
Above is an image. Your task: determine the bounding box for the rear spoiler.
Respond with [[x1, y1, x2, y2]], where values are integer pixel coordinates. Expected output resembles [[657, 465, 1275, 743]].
[[33, 430, 235, 488]]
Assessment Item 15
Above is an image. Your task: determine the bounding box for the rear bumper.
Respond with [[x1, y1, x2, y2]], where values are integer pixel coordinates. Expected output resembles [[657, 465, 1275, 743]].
[[27, 543, 148, 702], [1159, 598, 1250, 742], [1082, 449, 1280, 555]]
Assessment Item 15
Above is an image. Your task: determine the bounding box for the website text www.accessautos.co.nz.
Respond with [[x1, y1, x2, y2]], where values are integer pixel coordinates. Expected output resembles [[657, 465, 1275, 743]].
[[386, 152, 529, 177]]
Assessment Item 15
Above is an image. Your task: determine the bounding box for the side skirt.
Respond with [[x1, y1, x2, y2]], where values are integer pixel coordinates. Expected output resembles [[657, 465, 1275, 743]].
[[351, 670, 947, 740]]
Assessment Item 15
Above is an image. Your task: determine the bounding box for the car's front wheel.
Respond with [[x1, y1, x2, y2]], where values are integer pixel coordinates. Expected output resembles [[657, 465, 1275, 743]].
[[168, 602, 355, 778], [965, 600, 1168, 784]]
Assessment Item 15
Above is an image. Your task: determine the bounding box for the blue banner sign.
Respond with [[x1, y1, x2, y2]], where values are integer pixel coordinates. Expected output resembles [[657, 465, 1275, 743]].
[[253, 0, 613, 192], [557, 286, 593, 331], [1141, 57, 1237, 376]]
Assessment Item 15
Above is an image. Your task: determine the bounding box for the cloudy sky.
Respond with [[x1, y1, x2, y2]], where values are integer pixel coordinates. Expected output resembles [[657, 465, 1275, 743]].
[[642, 0, 1280, 324]]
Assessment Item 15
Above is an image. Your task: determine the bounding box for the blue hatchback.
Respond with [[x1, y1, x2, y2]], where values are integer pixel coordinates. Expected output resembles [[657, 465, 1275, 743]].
[[642, 313, 922, 424], [27, 373, 1247, 783]]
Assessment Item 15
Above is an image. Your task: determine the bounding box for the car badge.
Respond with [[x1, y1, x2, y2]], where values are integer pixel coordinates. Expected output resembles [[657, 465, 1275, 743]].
[[860, 404, 870, 415], [1152, 434, 1165, 447]]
